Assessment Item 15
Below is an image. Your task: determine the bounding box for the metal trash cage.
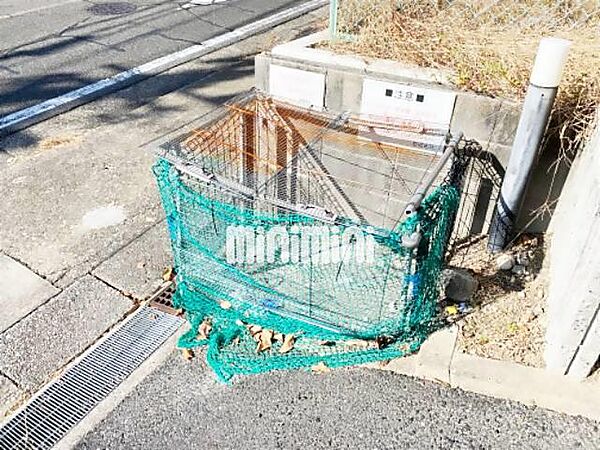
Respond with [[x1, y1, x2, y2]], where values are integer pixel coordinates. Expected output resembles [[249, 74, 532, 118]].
[[154, 90, 470, 341]]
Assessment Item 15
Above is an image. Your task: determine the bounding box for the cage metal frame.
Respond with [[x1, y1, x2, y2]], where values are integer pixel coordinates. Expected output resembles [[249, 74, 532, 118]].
[[154, 89, 472, 339]]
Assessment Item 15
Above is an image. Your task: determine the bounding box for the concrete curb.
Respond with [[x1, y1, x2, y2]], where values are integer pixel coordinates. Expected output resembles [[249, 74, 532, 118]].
[[0, 0, 328, 137], [369, 327, 600, 422], [255, 31, 518, 169]]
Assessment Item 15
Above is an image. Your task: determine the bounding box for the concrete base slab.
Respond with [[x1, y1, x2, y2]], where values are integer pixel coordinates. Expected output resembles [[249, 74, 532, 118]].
[[93, 221, 172, 301], [0, 275, 132, 390], [0, 254, 59, 332], [370, 353, 418, 377], [0, 128, 166, 287], [0, 374, 23, 419]]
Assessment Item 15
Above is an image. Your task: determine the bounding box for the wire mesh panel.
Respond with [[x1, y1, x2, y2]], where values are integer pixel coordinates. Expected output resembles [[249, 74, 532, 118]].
[[154, 90, 470, 380]]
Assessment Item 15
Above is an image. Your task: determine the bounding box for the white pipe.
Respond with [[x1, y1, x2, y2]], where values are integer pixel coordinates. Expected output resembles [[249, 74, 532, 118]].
[[530, 37, 572, 88], [488, 37, 571, 252], [329, 0, 338, 40]]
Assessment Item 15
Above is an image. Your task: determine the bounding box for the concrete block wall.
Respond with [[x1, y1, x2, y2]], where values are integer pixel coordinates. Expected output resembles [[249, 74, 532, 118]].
[[254, 35, 571, 235], [545, 112, 600, 378]]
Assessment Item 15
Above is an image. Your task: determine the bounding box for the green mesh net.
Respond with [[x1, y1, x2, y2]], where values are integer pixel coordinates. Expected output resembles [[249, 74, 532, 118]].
[[153, 91, 468, 382]]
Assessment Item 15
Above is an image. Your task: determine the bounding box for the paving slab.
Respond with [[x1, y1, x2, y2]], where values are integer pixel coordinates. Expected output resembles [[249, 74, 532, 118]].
[[93, 221, 172, 301], [0, 275, 131, 390], [0, 374, 24, 419], [0, 253, 59, 332], [0, 9, 325, 289], [74, 349, 600, 450], [0, 128, 167, 287]]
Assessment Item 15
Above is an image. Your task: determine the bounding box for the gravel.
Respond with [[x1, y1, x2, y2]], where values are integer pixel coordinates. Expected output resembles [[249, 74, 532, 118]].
[[495, 253, 515, 271]]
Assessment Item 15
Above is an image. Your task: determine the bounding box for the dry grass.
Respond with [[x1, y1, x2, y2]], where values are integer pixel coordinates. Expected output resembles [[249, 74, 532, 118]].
[[449, 234, 548, 367], [329, 0, 600, 159]]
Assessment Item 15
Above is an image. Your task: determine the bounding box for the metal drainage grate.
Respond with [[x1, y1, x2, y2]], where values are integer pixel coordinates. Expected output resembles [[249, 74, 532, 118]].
[[148, 281, 177, 313], [0, 306, 183, 450]]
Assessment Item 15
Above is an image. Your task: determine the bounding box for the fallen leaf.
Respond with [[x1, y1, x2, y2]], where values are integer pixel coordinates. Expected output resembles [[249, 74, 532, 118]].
[[39, 135, 77, 150], [311, 362, 331, 374], [219, 300, 232, 310], [249, 325, 262, 335], [197, 319, 212, 340], [182, 348, 194, 361], [162, 266, 175, 281], [256, 329, 274, 353], [279, 334, 295, 354]]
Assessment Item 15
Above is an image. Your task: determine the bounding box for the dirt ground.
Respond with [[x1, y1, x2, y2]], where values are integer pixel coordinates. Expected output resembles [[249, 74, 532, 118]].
[[448, 234, 548, 368]]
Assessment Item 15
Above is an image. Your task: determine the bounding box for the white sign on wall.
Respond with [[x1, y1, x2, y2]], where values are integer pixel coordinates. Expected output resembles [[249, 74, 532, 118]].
[[269, 64, 325, 111], [360, 78, 457, 152]]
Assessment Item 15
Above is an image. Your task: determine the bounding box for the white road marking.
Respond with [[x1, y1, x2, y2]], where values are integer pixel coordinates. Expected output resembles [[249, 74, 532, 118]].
[[181, 0, 229, 9], [0, 0, 328, 137]]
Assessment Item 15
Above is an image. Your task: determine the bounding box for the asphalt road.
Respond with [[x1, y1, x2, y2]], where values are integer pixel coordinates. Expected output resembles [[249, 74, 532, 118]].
[[0, 0, 302, 117], [76, 350, 600, 450]]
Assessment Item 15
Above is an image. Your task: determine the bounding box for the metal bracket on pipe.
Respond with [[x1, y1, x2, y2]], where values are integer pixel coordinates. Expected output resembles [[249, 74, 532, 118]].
[[401, 132, 464, 248]]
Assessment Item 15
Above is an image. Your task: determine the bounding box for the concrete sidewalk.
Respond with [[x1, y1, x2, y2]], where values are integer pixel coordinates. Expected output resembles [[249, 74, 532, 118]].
[[0, 7, 324, 418]]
